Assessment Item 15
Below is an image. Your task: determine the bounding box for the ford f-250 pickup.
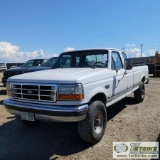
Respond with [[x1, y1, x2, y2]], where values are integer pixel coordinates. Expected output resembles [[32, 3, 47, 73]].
[[4, 48, 149, 144]]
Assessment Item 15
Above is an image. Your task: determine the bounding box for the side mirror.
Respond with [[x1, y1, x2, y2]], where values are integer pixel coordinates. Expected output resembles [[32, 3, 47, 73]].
[[124, 59, 133, 70]]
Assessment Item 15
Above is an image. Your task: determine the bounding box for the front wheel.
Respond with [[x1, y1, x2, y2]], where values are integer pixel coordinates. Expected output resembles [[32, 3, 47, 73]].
[[78, 101, 107, 144], [134, 82, 145, 103], [145, 79, 149, 84]]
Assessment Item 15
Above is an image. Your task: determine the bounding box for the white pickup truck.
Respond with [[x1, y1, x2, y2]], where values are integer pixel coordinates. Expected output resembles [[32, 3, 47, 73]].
[[4, 48, 149, 144]]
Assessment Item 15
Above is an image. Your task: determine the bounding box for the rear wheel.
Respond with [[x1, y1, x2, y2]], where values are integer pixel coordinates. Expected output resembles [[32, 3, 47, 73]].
[[78, 101, 107, 144], [15, 116, 40, 127], [134, 82, 145, 103]]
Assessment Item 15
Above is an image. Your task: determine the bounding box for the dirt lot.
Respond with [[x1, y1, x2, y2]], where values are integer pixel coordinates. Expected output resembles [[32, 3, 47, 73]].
[[0, 72, 159, 160]]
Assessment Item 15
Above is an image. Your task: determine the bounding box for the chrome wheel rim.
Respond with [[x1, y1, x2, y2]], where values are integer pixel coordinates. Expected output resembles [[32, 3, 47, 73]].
[[141, 84, 145, 98], [94, 110, 103, 134]]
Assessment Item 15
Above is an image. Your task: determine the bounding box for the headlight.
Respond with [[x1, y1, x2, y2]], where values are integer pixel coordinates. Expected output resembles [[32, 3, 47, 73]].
[[57, 84, 84, 100], [6, 82, 11, 96]]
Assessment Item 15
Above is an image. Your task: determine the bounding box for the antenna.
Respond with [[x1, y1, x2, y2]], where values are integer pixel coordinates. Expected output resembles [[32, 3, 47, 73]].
[[140, 44, 143, 57], [122, 47, 125, 50], [44, 39, 47, 54]]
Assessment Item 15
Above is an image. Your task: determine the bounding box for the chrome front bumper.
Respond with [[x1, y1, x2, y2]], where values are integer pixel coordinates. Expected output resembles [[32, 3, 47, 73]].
[[4, 99, 89, 122]]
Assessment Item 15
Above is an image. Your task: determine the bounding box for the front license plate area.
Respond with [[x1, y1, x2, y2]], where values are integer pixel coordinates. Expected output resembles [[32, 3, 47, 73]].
[[21, 112, 35, 121]]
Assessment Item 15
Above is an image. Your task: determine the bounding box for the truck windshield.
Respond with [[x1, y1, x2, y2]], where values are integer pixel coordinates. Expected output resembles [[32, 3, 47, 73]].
[[21, 60, 43, 67], [53, 50, 108, 68], [41, 57, 57, 67]]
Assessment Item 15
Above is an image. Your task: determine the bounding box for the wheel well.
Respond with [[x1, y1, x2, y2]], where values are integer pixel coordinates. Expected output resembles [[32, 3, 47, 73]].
[[89, 93, 107, 105], [142, 76, 145, 82]]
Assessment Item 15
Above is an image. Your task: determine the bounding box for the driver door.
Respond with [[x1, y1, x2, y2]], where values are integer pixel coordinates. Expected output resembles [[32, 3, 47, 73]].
[[111, 51, 127, 95]]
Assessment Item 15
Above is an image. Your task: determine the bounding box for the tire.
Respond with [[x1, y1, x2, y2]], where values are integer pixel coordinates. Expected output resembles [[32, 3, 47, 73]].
[[15, 116, 40, 127], [145, 79, 149, 84], [134, 82, 145, 103], [78, 101, 107, 144]]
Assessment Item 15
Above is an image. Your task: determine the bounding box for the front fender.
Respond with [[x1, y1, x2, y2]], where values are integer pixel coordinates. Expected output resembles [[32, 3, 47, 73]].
[[85, 86, 108, 103]]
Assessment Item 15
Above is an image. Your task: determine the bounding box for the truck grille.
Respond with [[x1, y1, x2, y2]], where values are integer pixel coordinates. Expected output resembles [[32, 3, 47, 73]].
[[11, 83, 57, 102]]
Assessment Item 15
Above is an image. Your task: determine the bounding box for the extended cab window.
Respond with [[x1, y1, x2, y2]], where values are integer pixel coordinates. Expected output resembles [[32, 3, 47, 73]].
[[111, 51, 123, 70]]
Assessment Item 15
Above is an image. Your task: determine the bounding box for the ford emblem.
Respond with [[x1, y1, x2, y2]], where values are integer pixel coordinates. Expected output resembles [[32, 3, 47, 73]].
[[27, 90, 33, 94]]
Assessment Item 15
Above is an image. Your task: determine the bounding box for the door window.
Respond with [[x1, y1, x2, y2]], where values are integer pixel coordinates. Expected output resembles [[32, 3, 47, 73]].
[[122, 52, 127, 59], [111, 51, 123, 70]]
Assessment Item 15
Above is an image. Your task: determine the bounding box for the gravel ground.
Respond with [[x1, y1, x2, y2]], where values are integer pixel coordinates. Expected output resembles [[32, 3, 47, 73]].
[[0, 72, 159, 160]]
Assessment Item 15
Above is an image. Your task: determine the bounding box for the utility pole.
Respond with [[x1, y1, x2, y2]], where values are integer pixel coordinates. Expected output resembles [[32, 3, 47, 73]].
[[140, 44, 143, 57]]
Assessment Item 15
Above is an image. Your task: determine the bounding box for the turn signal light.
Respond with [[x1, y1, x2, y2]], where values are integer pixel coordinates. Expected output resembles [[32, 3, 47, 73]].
[[6, 89, 11, 96], [58, 94, 83, 100]]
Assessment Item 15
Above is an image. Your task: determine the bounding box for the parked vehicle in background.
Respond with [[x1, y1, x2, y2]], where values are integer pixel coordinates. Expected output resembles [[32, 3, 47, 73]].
[[4, 48, 149, 143], [127, 56, 159, 75], [130, 57, 149, 65], [147, 63, 156, 74], [152, 51, 160, 77], [6, 63, 24, 69], [2, 59, 46, 86], [0, 63, 7, 72], [24, 57, 57, 73], [146, 52, 160, 75], [10, 66, 18, 69]]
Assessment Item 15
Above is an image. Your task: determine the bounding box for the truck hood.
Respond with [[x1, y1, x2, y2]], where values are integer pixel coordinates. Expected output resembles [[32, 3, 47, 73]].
[[8, 68, 111, 84]]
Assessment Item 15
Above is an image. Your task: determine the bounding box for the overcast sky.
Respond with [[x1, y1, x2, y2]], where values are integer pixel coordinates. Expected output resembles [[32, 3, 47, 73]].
[[0, 0, 160, 62]]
